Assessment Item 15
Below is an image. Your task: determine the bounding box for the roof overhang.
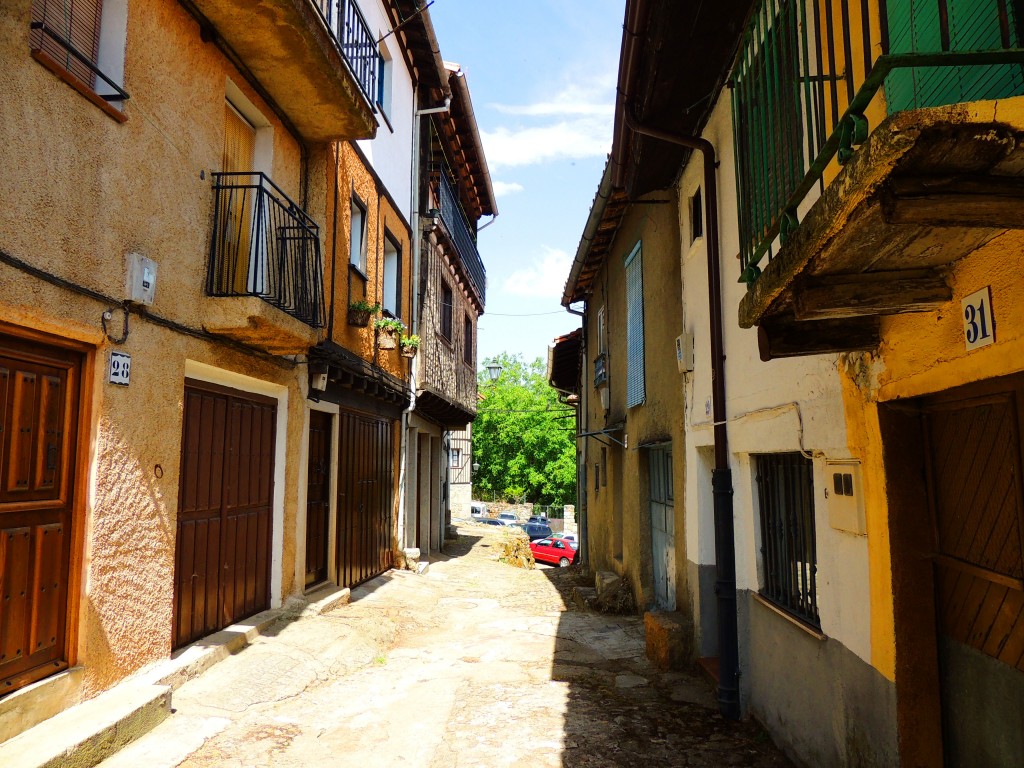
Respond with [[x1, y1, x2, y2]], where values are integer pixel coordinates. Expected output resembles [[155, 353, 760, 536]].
[[547, 328, 583, 396], [415, 386, 476, 429]]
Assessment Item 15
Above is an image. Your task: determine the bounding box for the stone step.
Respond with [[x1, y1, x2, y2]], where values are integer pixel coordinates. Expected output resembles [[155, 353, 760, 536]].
[[0, 682, 170, 768], [572, 586, 597, 611]]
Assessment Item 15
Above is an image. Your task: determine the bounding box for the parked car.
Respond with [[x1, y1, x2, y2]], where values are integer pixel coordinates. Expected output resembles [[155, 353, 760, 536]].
[[529, 538, 578, 567], [527, 515, 549, 524], [470, 502, 487, 518], [551, 532, 577, 543], [497, 511, 519, 524], [480, 518, 505, 527], [522, 522, 553, 541]]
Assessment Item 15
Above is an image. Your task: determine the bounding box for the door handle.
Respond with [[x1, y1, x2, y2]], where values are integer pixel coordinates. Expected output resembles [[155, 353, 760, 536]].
[[46, 443, 58, 471]]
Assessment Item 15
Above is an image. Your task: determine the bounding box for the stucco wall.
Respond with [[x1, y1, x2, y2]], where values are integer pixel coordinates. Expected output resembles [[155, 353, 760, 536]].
[[580, 189, 686, 611], [0, 0, 332, 710]]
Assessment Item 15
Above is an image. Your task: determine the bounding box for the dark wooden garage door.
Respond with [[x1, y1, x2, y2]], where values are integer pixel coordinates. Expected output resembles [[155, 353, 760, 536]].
[[921, 376, 1024, 766], [175, 381, 276, 648], [305, 410, 331, 588], [0, 336, 80, 694], [336, 409, 394, 588]]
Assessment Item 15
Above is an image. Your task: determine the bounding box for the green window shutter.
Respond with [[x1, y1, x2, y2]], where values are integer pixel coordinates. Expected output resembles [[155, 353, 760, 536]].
[[625, 242, 645, 408], [885, 0, 1024, 113]]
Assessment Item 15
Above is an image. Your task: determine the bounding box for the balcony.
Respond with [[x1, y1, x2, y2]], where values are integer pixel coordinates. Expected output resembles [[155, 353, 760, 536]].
[[187, 0, 378, 142], [204, 172, 324, 354], [732, 0, 1024, 357], [437, 172, 487, 307]]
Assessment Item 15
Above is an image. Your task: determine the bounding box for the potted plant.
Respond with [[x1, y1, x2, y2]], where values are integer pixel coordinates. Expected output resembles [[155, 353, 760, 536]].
[[375, 317, 405, 349], [399, 334, 420, 358], [347, 300, 380, 328]]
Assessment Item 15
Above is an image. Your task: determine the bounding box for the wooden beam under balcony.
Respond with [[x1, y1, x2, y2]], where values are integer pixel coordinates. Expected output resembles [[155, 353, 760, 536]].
[[884, 175, 1024, 228], [758, 317, 881, 361], [794, 270, 952, 320]]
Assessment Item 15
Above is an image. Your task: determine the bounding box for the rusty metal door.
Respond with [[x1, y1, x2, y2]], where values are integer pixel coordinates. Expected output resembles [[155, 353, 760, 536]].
[[921, 376, 1024, 766], [336, 409, 393, 589], [305, 410, 331, 587], [175, 381, 275, 648], [0, 336, 80, 695]]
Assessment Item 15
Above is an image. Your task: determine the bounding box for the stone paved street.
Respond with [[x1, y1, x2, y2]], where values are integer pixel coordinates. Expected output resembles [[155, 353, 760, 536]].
[[99, 524, 793, 767]]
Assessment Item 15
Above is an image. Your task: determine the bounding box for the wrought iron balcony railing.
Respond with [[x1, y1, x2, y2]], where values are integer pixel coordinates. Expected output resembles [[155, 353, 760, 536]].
[[732, 0, 1024, 285], [438, 172, 487, 306], [314, 0, 379, 107], [208, 172, 325, 328]]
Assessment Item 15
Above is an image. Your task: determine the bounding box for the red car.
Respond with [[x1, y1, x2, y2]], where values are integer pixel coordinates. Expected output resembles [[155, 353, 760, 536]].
[[529, 538, 578, 567]]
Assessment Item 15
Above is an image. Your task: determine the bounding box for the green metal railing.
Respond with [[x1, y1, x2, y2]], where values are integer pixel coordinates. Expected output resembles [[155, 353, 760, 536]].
[[733, 0, 1024, 286]]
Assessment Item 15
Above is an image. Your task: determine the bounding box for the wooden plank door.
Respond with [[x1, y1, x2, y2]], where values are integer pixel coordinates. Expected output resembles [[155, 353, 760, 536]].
[[921, 377, 1024, 766], [175, 382, 275, 649], [649, 447, 676, 610], [0, 336, 80, 695], [336, 410, 393, 589], [305, 411, 331, 587]]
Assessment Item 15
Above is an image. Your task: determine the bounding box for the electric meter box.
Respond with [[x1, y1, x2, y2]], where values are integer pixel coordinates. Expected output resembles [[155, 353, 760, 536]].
[[826, 459, 866, 535], [127, 253, 157, 305], [675, 332, 694, 373]]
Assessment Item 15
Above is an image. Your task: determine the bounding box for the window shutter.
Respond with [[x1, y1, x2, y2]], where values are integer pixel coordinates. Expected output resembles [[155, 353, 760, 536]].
[[31, 0, 104, 87], [625, 242, 645, 408]]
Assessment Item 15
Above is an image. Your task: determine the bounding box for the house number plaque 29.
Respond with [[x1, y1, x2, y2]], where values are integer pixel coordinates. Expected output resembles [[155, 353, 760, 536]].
[[962, 286, 995, 352]]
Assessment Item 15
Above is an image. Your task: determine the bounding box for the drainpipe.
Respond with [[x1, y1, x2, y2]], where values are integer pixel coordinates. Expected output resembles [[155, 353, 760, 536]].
[[623, 112, 740, 721]]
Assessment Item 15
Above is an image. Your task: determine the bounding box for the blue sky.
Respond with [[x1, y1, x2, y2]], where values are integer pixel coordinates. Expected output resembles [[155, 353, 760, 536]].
[[428, 0, 624, 367]]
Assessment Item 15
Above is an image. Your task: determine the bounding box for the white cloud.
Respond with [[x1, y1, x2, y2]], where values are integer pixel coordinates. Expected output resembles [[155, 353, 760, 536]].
[[482, 73, 615, 170], [503, 247, 573, 298], [492, 181, 524, 197]]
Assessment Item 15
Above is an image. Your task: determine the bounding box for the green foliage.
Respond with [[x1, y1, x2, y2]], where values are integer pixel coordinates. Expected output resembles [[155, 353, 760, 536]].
[[374, 317, 405, 333], [349, 299, 381, 313], [473, 353, 577, 506], [399, 334, 421, 348]]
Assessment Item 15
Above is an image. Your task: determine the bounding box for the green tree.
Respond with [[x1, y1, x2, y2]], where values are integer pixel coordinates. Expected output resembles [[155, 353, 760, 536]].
[[472, 353, 577, 505]]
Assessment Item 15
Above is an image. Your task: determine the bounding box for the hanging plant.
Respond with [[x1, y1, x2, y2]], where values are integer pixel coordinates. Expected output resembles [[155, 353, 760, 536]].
[[400, 334, 420, 358], [375, 317, 405, 349], [347, 300, 380, 328]]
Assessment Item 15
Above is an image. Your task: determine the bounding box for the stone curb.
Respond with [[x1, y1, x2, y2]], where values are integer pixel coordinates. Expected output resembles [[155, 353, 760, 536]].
[[0, 582, 352, 768]]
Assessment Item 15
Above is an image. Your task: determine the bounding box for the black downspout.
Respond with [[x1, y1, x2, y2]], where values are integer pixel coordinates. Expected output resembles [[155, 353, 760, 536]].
[[623, 113, 741, 721]]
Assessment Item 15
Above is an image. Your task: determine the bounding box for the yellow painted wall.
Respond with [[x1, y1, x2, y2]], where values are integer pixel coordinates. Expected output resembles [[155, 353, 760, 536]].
[[582, 190, 687, 609]]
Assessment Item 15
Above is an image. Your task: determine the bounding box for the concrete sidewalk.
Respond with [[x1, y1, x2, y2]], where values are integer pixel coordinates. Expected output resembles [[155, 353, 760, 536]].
[[84, 524, 791, 767]]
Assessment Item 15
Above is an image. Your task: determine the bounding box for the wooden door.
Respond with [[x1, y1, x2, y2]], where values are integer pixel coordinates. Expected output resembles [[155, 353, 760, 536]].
[[649, 447, 676, 610], [336, 410, 393, 589], [0, 336, 80, 694], [175, 382, 275, 648], [305, 410, 331, 587], [921, 377, 1024, 766]]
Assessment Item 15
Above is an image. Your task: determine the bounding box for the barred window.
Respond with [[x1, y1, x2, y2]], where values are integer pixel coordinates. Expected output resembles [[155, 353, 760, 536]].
[[755, 452, 820, 628]]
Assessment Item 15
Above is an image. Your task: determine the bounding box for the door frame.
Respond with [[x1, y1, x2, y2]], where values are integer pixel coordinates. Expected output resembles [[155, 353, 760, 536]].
[[0, 321, 93, 686], [297, 401, 339, 591], [182, 360, 288, 609]]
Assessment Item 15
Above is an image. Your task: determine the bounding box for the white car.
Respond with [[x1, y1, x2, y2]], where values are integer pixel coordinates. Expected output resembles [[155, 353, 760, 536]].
[[469, 502, 488, 518], [551, 532, 578, 543], [497, 511, 519, 524]]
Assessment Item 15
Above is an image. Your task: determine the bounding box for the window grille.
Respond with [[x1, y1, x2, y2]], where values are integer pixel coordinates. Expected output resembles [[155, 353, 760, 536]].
[[440, 281, 453, 340], [625, 242, 645, 408], [755, 452, 820, 628]]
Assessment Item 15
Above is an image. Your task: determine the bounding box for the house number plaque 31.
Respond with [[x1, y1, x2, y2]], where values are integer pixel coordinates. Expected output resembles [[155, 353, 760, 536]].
[[962, 286, 995, 352]]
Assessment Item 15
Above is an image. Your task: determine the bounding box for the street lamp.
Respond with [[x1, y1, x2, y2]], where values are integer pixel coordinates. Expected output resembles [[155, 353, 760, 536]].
[[472, 461, 480, 473], [486, 363, 502, 382]]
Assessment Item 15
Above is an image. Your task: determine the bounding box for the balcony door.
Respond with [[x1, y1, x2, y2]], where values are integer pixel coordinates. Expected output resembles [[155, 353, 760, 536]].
[[220, 102, 257, 295]]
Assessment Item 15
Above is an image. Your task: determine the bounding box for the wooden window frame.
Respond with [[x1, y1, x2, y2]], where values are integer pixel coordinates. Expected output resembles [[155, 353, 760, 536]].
[[439, 280, 453, 342]]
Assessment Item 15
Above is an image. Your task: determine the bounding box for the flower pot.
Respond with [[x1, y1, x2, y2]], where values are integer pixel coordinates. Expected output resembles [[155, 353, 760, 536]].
[[400, 345, 418, 358], [348, 308, 371, 327], [378, 331, 397, 350]]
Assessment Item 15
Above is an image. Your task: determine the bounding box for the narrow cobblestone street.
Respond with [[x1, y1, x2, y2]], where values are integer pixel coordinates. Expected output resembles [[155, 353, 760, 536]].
[[99, 525, 792, 767]]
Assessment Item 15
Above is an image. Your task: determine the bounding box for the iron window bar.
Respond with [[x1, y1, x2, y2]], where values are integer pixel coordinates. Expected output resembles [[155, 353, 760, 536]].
[[437, 171, 487, 305], [207, 172, 326, 328], [30, 21, 130, 102], [731, 0, 1024, 286], [755, 452, 820, 629]]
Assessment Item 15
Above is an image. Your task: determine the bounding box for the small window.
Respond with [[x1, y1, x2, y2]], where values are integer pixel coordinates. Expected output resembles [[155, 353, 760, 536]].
[[690, 189, 704, 243], [440, 281, 453, 341], [463, 314, 473, 365], [597, 306, 607, 355], [350, 197, 367, 273], [450, 448, 461, 469], [755, 453, 820, 628], [382, 231, 401, 317]]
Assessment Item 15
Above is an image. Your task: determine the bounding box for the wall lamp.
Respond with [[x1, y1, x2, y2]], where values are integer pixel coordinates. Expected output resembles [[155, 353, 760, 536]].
[[310, 362, 329, 392], [486, 363, 502, 382]]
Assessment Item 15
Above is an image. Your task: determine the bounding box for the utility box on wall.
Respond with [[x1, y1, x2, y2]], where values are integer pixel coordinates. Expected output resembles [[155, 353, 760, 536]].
[[826, 459, 866, 535], [126, 252, 158, 305], [675, 332, 694, 373]]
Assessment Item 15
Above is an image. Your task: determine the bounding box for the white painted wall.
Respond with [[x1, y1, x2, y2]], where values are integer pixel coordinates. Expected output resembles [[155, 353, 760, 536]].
[[677, 95, 872, 665], [355, 0, 416, 222]]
